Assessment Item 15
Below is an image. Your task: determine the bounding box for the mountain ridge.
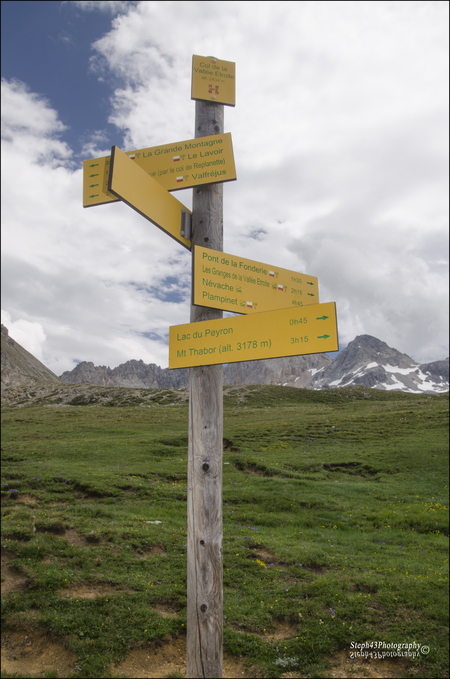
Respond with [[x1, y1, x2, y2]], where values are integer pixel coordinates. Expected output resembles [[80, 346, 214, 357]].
[[307, 335, 448, 393], [1, 325, 448, 394]]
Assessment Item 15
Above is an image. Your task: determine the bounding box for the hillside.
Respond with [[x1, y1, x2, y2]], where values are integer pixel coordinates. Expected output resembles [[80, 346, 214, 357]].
[[1, 383, 448, 677], [1, 325, 61, 390]]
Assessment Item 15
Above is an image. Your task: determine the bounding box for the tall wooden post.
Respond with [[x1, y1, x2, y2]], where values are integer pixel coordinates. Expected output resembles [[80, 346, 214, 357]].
[[186, 101, 224, 678]]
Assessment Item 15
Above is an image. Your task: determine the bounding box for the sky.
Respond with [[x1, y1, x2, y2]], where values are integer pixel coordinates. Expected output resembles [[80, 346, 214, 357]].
[[1, 0, 448, 375]]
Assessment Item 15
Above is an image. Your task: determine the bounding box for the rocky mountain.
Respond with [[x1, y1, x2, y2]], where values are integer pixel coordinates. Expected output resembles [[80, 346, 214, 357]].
[[1, 325, 61, 389], [2, 324, 447, 395], [59, 359, 188, 389], [59, 354, 332, 390], [308, 335, 449, 393], [222, 354, 331, 388], [59, 335, 448, 393]]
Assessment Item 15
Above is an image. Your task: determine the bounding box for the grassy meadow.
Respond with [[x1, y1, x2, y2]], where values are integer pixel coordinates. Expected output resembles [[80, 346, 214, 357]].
[[1, 384, 449, 678]]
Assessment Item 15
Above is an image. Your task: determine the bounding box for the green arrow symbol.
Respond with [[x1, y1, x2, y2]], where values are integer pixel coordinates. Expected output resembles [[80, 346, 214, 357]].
[[318, 334, 330, 339], [316, 315, 329, 321], [89, 173, 99, 178], [89, 184, 99, 188], [89, 163, 99, 168], [307, 293, 315, 297], [89, 194, 99, 198], [307, 281, 314, 286]]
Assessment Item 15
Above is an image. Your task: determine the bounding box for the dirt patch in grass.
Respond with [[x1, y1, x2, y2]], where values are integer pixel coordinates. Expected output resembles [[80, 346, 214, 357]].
[[1, 492, 38, 506], [262, 618, 299, 641], [148, 543, 167, 556], [1, 623, 78, 677], [349, 583, 378, 594], [135, 542, 167, 558], [1, 565, 30, 596], [36, 523, 66, 536], [252, 548, 279, 566], [151, 601, 180, 618], [16, 493, 39, 505], [1, 547, 19, 564], [63, 528, 102, 547], [1, 548, 32, 595], [61, 581, 133, 599], [1, 549, 30, 596], [111, 636, 248, 678], [223, 437, 240, 453]]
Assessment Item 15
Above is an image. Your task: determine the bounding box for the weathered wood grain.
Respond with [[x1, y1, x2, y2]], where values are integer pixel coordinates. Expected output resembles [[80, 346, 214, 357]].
[[186, 100, 224, 678]]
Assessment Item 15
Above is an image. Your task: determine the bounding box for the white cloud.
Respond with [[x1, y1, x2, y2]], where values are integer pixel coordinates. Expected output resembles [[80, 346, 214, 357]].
[[1, 1, 448, 376], [1, 78, 73, 167]]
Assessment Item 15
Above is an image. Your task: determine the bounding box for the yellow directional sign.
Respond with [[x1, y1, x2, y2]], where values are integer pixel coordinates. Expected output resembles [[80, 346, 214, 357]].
[[191, 55, 236, 107], [108, 146, 192, 250], [83, 154, 114, 207], [169, 302, 338, 369], [83, 133, 236, 208], [193, 246, 319, 314]]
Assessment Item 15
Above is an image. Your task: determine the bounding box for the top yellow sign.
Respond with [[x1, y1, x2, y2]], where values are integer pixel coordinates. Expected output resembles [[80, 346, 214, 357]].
[[191, 55, 236, 107]]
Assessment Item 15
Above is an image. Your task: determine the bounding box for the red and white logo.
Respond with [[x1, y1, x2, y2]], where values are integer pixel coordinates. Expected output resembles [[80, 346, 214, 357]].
[[173, 155, 181, 162], [176, 176, 184, 183], [278, 284, 284, 291], [246, 301, 253, 309], [128, 154, 136, 160], [269, 271, 275, 277]]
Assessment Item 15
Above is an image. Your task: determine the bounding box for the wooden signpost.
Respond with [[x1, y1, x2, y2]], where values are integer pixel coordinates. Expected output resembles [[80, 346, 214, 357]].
[[83, 54, 338, 679]]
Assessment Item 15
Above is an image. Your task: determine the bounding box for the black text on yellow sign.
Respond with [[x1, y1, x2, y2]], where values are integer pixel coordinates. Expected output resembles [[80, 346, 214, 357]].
[[108, 146, 192, 250], [169, 302, 338, 369], [83, 133, 236, 208], [193, 246, 319, 314], [191, 55, 236, 107]]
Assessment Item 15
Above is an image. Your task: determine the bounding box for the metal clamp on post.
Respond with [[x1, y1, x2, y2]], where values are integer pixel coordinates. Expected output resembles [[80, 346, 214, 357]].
[[180, 209, 192, 240]]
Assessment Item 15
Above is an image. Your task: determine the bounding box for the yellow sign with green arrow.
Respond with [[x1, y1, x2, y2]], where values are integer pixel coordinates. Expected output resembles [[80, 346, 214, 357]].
[[169, 301, 338, 368], [83, 133, 236, 208], [193, 245, 319, 314]]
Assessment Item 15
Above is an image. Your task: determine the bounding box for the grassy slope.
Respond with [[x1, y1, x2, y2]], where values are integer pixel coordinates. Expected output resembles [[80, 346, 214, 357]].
[[1, 385, 448, 678]]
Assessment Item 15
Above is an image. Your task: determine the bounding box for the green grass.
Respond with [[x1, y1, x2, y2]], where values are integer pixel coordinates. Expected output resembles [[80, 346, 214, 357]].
[[1, 384, 448, 678]]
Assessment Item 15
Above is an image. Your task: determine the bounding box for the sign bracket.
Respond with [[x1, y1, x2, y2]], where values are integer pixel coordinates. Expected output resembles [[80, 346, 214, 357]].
[[181, 209, 193, 240]]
